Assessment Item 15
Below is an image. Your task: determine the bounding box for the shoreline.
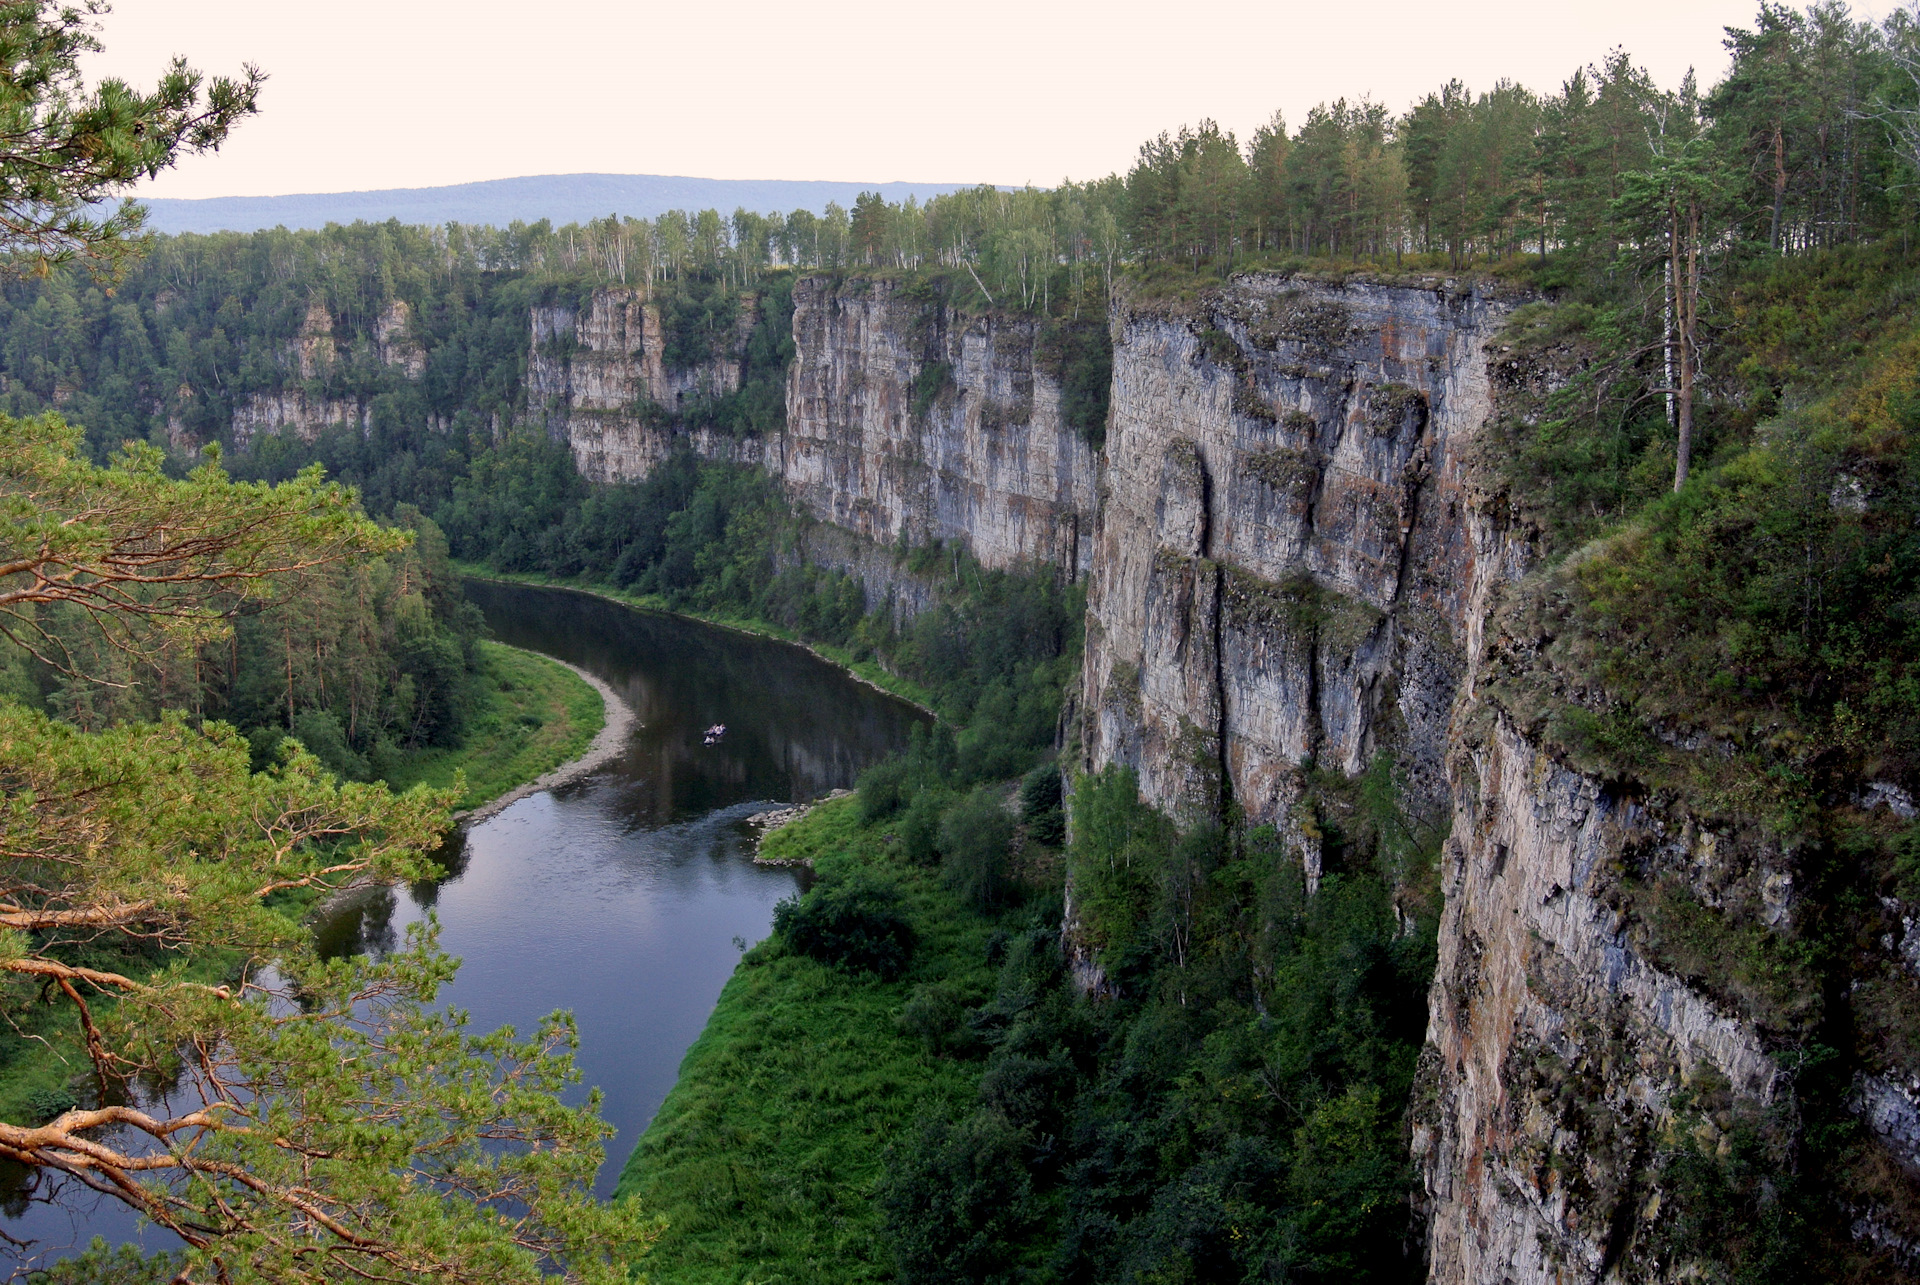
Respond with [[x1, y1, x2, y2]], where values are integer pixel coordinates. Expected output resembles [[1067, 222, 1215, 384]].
[[745, 788, 853, 866], [454, 656, 637, 827], [457, 571, 939, 720]]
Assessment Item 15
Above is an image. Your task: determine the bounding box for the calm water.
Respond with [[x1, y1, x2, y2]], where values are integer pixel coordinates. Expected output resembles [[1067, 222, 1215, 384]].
[[2, 580, 924, 1263]]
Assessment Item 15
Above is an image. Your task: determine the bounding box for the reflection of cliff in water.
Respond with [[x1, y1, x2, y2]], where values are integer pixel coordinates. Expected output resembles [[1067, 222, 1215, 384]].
[[464, 579, 927, 825]]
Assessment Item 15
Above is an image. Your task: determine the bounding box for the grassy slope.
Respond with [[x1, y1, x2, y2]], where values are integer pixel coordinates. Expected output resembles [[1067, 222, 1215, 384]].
[[450, 563, 942, 718], [615, 797, 1007, 1284], [381, 639, 603, 809]]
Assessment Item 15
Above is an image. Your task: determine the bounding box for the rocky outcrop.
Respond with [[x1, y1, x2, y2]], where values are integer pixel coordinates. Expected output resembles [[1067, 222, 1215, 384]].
[[1080, 275, 1512, 828], [538, 276, 1102, 582], [227, 296, 425, 446], [1065, 270, 1920, 1281], [374, 298, 426, 379], [775, 276, 1099, 576], [1415, 717, 1788, 1284], [230, 389, 371, 446], [542, 277, 1102, 578], [529, 287, 765, 482]]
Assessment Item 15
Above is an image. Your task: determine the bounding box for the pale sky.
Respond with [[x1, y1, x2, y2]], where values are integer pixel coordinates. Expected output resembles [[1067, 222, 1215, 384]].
[[86, 0, 1906, 200]]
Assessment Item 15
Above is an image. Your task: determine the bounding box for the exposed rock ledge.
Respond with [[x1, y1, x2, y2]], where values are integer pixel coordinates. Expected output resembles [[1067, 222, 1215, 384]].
[[456, 658, 635, 827]]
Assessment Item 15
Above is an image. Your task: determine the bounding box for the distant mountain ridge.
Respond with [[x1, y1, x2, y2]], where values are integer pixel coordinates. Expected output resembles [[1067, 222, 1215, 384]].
[[132, 173, 986, 235]]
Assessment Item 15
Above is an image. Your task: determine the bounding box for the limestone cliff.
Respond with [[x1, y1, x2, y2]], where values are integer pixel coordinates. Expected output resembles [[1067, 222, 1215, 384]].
[[777, 276, 1099, 577], [1080, 275, 1510, 833], [540, 276, 1101, 581], [227, 297, 424, 446], [528, 287, 766, 482], [1073, 271, 1920, 1280]]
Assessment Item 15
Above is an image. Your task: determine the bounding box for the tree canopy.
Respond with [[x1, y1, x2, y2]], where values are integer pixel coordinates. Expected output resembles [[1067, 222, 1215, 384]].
[[0, 0, 261, 277]]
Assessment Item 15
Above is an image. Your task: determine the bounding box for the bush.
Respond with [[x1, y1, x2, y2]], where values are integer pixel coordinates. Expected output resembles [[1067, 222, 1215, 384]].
[[895, 788, 948, 866], [772, 873, 917, 979], [25, 1083, 79, 1123], [939, 788, 1017, 911], [898, 982, 977, 1057], [859, 757, 912, 824], [877, 1111, 1041, 1285], [292, 708, 371, 782]]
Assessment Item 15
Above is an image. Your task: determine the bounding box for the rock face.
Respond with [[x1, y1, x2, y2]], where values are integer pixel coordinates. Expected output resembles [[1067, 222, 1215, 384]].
[[1080, 275, 1511, 829], [374, 298, 426, 379], [528, 287, 766, 482], [1416, 717, 1787, 1284], [1067, 272, 1919, 1280], [777, 276, 1099, 576], [537, 276, 1101, 582], [227, 297, 425, 446], [230, 389, 370, 446]]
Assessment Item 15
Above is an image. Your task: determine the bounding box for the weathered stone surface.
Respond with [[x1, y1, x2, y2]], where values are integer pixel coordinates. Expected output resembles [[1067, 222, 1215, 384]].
[[1081, 275, 1513, 827], [230, 389, 370, 446], [374, 298, 426, 379], [224, 296, 427, 446], [537, 278, 1098, 579], [1418, 717, 1785, 1285], [776, 276, 1099, 575], [529, 287, 764, 482]]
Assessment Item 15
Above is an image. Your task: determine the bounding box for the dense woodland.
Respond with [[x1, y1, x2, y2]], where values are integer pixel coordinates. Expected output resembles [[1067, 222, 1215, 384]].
[[11, 1, 1920, 1281]]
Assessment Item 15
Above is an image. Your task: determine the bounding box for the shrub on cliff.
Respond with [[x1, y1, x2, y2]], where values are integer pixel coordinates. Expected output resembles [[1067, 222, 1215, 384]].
[[876, 1110, 1042, 1285], [1018, 762, 1066, 847], [859, 756, 912, 822]]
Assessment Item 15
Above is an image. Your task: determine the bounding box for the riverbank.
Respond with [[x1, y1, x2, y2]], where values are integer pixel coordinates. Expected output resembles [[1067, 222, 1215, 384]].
[[450, 563, 941, 720], [614, 794, 1016, 1282], [382, 640, 613, 812], [746, 788, 853, 864], [0, 641, 615, 1131], [457, 657, 633, 824]]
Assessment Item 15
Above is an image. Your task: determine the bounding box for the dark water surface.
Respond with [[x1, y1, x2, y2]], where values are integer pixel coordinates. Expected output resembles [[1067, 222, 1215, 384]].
[[3, 580, 924, 1262]]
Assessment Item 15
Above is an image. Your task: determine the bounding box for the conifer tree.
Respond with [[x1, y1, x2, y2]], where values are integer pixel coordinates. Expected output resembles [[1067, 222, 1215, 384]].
[[0, 6, 657, 1280]]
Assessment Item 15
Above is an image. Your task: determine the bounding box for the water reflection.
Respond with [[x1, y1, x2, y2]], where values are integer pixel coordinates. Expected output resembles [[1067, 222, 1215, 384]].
[[462, 579, 916, 823], [1, 582, 925, 1261]]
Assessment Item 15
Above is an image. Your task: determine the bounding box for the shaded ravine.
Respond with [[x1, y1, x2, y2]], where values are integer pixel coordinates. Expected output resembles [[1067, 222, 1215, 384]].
[[1, 580, 926, 1263]]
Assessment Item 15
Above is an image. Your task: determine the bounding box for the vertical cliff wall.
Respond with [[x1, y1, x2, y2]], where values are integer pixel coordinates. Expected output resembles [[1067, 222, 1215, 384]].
[[777, 276, 1099, 577], [227, 298, 422, 446], [1080, 275, 1512, 832], [527, 287, 766, 480], [538, 276, 1100, 583], [1074, 272, 1920, 1281]]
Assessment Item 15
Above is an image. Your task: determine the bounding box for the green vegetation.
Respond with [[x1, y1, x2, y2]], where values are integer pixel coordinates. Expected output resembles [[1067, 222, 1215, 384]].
[[615, 795, 1023, 1284], [0, 491, 489, 796], [380, 640, 603, 809], [0, 636, 600, 1132], [620, 748, 1441, 1285], [0, 412, 648, 1278]]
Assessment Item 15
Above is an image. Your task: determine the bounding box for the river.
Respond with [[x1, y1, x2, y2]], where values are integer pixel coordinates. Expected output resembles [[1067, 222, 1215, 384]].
[[1, 580, 926, 1263]]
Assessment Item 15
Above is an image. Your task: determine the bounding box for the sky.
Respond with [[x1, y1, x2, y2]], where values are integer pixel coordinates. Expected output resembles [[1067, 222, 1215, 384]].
[[86, 0, 1907, 201]]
